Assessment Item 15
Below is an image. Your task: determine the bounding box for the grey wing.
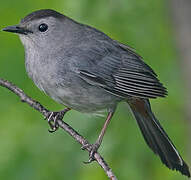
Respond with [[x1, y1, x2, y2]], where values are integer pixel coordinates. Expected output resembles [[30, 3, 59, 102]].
[[78, 41, 167, 99]]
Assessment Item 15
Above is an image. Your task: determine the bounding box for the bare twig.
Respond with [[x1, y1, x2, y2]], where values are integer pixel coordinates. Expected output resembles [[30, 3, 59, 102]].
[[0, 78, 118, 180]]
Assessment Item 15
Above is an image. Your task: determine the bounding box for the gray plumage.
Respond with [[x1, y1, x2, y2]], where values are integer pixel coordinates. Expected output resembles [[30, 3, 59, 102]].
[[3, 9, 190, 177]]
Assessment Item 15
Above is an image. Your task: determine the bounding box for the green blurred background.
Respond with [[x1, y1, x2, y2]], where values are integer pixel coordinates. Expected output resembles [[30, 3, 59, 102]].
[[0, 0, 190, 179]]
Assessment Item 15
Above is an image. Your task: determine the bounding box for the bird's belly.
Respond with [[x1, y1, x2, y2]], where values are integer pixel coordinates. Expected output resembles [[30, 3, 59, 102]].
[[27, 60, 122, 112], [43, 83, 121, 113]]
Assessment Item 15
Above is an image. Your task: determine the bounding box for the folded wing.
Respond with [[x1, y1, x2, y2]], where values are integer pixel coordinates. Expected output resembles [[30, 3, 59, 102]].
[[78, 41, 167, 99]]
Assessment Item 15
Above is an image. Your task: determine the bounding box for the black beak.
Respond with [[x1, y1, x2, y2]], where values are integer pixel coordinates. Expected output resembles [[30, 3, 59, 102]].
[[2, 25, 32, 35]]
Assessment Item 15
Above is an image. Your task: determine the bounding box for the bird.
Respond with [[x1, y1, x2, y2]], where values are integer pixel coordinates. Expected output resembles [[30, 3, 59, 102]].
[[2, 9, 190, 177]]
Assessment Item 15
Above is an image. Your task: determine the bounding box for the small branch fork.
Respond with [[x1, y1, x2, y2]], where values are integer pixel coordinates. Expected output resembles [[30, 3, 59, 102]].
[[0, 78, 118, 180]]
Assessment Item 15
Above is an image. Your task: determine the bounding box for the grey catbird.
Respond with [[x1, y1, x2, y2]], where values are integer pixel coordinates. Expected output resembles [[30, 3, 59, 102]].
[[2, 9, 190, 177]]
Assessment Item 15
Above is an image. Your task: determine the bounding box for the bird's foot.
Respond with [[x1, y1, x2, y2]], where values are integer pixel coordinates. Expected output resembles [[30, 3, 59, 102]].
[[45, 108, 70, 133], [81, 142, 100, 163], [45, 111, 62, 132]]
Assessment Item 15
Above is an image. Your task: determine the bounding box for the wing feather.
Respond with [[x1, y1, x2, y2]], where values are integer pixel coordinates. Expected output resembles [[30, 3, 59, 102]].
[[77, 39, 167, 99]]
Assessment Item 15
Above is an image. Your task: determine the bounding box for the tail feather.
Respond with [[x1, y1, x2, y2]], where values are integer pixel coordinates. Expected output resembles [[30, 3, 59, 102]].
[[128, 98, 190, 177]]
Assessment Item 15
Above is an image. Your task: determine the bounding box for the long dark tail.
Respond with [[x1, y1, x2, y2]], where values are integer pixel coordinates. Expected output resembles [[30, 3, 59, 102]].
[[128, 98, 190, 177]]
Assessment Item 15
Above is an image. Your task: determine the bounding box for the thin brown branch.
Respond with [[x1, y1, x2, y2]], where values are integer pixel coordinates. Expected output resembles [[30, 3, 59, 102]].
[[0, 78, 118, 180]]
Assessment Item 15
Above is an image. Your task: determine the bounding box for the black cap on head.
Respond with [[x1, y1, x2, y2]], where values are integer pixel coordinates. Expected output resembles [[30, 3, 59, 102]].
[[20, 9, 64, 24]]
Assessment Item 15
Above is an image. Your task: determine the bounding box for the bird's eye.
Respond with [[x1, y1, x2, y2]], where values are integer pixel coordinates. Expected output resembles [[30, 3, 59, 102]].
[[38, 23, 48, 32]]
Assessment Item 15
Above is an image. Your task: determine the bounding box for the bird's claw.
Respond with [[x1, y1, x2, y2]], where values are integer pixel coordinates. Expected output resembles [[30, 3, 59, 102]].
[[45, 111, 61, 132], [82, 143, 100, 164], [45, 109, 70, 133]]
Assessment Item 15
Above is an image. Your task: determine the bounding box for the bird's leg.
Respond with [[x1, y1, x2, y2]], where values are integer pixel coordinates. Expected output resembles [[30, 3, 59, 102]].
[[45, 107, 71, 133], [82, 110, 115, 163]]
